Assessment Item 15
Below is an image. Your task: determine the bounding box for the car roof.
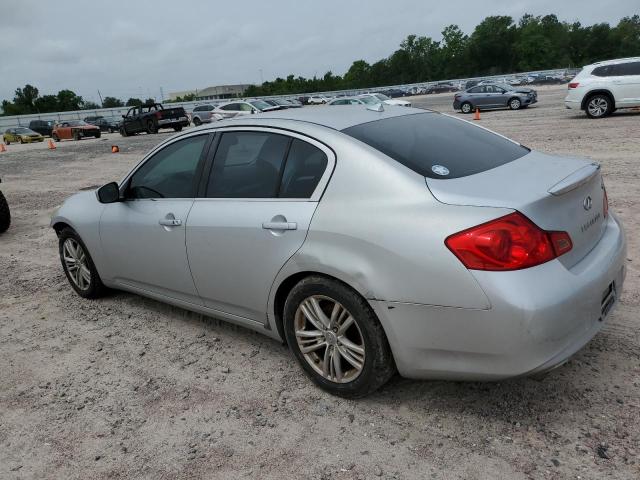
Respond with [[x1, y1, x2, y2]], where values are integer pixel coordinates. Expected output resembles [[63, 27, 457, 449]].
[[220, 104, 429, 131], [588, 56, 640, 67]]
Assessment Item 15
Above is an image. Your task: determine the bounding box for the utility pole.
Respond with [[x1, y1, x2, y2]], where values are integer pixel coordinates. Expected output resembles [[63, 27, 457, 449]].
[[259, 69, 264, 84], [160, 87, 164, 103], [97, 89, 104, 107]]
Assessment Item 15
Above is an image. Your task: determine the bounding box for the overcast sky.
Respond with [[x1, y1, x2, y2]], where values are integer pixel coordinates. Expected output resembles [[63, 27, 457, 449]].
[[1, 0, 637, 103]]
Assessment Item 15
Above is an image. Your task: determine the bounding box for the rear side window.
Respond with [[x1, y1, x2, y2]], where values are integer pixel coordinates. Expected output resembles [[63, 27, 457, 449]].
[[342, 113, 529, 179], [614, 61, 640, 76], [207, 132, 290, 198], [592, 65, 614, 77], [280, 139, 328, 198]]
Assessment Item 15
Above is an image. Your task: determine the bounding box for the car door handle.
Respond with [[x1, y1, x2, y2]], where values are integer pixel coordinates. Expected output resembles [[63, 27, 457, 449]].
[[262, 221, 297, 230], [159, 218, 182, 226]]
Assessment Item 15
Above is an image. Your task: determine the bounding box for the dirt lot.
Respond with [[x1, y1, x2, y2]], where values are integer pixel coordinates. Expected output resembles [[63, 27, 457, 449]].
[[0, 85, 638, 480]]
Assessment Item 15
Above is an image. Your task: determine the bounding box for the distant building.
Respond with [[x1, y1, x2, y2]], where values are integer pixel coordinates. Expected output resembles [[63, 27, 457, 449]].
[[168, 84, 253, 101]]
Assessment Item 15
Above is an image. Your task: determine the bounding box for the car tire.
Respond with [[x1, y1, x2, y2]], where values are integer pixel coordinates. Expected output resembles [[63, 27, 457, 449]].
[[119, 127, 128, 137], [58, 227, 107, 299], [193, 118, 201, 126], [73, 131, 81, 141], [4, 139, 9, 145], [95, 131, 101, 139], [0, 190, 11, 234], [508, 97, 522, 110], [460, 102, 473, 114], [146, 121, 157, 134], [19, 137, 24, 144], [283, 276, 395, 398], [174, 125, 183, 132], [53, 134, 60, 142], [585, 94, 613, 119]]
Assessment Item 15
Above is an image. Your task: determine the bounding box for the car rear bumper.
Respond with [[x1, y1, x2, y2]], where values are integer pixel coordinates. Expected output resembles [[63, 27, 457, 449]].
[[564, 99, 581, 109], [372, 213, 626, 380]]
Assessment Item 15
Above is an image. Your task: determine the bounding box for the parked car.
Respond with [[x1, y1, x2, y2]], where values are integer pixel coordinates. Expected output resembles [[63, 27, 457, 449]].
[[284, 99, 303, 108], [52, 120, 101, 141], [120, 103, 189, 136], [264, 99, 292, 110], [214, 100, 280, 119], [50, 105, 625, 397], [0, 178, 10, 234], [425, 83, 458, 94], [380, 88, 407, 98], [565, 57, 640, 118], [360, 93, 411, 107], [307, 95, 333, 105], [3, 127, 44, 144], [191, 104, 223, 126], [328, 97, 371, 106], [453, 84, 538, 113], [84, 115, 121, 133], [529, 75, 566, 85], [28, 119, 54, 137]]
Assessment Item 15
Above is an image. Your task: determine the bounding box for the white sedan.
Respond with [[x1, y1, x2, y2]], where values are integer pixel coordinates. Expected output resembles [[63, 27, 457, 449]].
[[360, 93, 411, 107]]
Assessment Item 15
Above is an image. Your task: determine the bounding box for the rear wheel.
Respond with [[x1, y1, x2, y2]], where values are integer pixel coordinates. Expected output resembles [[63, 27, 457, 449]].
[[283, 276, 395, 398], [586, 94, 613, 119], [4, 138, 10, 145], [19, 137, 24, 144], [58, 228, 106, 299], [193, 117, 202, 126], [95, 131, 101, 139], [174, 125, 183, 132], [0, 190, 10, 233], [119, 127, 128, 137], [508, 97, 522, 110], [73, 131, 81, 141], [461, 102, 473, 114], [146, 120, 157, 134], [53, 133, 60, 142]]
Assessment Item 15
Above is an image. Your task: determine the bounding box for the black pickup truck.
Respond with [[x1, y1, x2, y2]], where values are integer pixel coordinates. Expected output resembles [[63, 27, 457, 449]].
[[120, 103, 189, 136]]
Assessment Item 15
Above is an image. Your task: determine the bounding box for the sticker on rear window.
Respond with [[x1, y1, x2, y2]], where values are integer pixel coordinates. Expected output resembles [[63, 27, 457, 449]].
[[431, 165, 449, 176]]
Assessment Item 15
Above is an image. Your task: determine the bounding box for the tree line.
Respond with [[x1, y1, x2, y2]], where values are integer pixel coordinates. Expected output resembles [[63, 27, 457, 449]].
[[2, 13, 639, 115], [245, 14, 640, 96], [1, 85, 154, 116]]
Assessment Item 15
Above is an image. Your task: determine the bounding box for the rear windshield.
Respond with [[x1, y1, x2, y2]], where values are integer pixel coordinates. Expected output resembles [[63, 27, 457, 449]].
[[342, 112, 529, 179]]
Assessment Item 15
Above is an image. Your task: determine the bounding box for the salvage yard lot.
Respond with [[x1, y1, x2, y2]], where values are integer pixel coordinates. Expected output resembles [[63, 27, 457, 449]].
[[0, 85, 638, 479]]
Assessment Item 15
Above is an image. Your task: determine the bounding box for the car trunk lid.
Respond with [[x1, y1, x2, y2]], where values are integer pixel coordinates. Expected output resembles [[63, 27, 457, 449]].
[[426, 151, 607, 268]]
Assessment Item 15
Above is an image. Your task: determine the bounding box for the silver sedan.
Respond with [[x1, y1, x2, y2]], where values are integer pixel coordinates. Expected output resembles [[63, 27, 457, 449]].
[[51, 105, 626, 397]]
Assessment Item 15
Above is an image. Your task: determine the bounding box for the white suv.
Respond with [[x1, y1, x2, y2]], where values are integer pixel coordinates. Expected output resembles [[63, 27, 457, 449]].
[[565, 57, 640, 118]]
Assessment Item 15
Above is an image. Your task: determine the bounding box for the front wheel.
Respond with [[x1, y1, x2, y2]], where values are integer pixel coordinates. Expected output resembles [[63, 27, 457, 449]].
[[508, 97, 522, 110], [95, 131, 101, 139], [460, 102, 473, 114], [193, 118, 202, 126], [119, 127, 128, 137], [53, 134, 60, 142], [73, 131, 81, 141], [146, 120, 157, 134], [19, 137, 24, 144], [586, 94, 612, 119], [173, 125, 183, 132], [58, 228, 106, 299], [0, 190, 11, 233], [283, 276, 395, 398]]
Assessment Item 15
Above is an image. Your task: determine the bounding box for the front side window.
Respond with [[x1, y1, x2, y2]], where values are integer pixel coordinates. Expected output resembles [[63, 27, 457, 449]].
[[128, 135, 208, 199], [207, 132, 289, 198], [239, 103, 254, 112], [220, 103, 238, 111], [614, 61, 640, 76]]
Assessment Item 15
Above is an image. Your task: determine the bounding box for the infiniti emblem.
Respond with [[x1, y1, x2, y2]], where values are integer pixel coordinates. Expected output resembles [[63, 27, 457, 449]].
[[583, 196, 593, 211]]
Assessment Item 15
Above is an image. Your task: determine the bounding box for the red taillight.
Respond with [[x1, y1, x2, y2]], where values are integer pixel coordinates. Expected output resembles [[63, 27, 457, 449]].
[[445, 212, 572, 271], [568, 82, 579, 89]]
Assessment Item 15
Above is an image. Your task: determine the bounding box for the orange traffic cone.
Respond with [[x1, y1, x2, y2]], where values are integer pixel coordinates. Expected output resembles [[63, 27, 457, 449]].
[[473, 108, 481, 121], [48, 139, 56, 150], [111, 145, 119, 153], [0, 143, 6, 152]]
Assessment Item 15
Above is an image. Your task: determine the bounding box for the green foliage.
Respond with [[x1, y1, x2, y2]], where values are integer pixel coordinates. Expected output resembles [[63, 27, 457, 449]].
[[102, 96, 124, 108], [125, 98, 143, 107]]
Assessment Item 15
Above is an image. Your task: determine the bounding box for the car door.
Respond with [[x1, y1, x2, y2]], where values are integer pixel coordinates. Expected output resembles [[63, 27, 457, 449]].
[[612, 62, 640, 105], [186, 128, 334, 324], [58, 123, 72, 139], [481, 85, 501, 107], [99, 133, 212, 304], [122, 107, 140, 133]]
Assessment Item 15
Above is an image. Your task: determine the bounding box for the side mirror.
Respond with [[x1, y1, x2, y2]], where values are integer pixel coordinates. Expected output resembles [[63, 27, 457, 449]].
[[122, 115, 126, 119], [97, 182, 121, 204], [251, 109, 256, 114]]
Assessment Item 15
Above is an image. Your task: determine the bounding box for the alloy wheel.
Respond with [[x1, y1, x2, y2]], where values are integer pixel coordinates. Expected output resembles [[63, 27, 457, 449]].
[[510, 99, 521, 110], [294, 295, 365, 384], [588, 97, 608, 117], [62, 238, 91, 291]]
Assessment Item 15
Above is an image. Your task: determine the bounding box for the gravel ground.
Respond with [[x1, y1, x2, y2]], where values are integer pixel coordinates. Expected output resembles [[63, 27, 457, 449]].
[[0, 85, 638, 480]]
